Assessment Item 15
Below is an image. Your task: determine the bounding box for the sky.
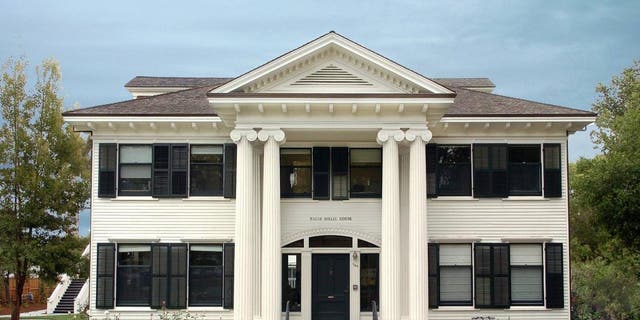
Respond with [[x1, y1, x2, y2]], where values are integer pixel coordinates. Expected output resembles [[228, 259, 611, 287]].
[[1, 0, 639, 236]]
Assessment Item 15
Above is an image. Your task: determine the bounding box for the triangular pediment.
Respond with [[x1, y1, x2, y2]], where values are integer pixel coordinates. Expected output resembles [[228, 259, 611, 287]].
[[210, 32, 454, 95]]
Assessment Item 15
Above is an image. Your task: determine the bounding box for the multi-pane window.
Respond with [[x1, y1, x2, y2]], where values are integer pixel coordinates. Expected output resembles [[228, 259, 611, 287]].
[[117, 245, 151, 306], [360, 254, 379, 311], [439, 244, 473, 306], [190, 145, 224, 196], [119, 145, 152, 196], [473, 144, 508, 198], [189, 245, 223, 306], [282, 254, 301, 311], [510, 244, 543, 306], [281, 149, 312, 197], [436, 146, 472, 196], [508, 145, 541, 196], [350, 149, 382, 198]]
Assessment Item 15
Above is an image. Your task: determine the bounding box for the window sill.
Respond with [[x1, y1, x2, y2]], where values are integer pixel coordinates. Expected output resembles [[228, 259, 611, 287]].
[[502, 196, 549, 201], [188, 306, 227, 311], [430, 196, 478, 201], [182, 196, 230, 202], [110, 197, 158, 201], [433, 306, 550, 311], [112, 306, 153, 311]]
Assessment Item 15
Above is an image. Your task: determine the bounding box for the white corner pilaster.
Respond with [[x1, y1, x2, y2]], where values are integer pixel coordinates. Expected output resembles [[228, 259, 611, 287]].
[[405, 128, 432, 320], [258, 129, 286, 320], [377, 129, 404, 320], [230, 129, 258, 320]]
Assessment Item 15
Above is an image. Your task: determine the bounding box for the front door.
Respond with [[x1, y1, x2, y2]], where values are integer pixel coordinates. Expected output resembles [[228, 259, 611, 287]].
[[312, 254, 350, 320]]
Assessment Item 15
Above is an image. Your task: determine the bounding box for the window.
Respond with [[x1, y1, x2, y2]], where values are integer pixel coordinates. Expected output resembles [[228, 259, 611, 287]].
[[119, 145, 152, 196], [360, 254, 379, 311], [508, 145, 541, 196], [436, 145, 472, 196], [282, 254, 301, 312], [475, 244, 510, 308], [331, 147, 349, 200], [544, 144, 562, 197], [438, 244, 472, 306], [350, 149, 382, 198], [152, 144, 188, 197], [281, 149, 312, 197], [473, 144, 508, 198], [190, 145, 224, 196], [510, 244, 543, 306], [117, 244, 151, 306], [309, 235, 352, 248], [189, 245, 223, 306]]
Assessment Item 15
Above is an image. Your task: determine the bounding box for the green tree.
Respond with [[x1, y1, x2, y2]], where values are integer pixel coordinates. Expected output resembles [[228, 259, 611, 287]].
[[570, 61, 640, 319], [580, 61, 640, 251], [0, 58, 90, 320]]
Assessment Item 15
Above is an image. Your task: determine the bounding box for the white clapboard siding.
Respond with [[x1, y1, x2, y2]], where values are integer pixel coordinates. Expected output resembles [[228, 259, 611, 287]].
[[424, 141, 570, 320], [89, 139, 235, 314]]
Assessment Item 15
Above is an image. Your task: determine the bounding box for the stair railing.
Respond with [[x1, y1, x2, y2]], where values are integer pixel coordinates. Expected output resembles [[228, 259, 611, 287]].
[[74, 279, 89, 313], [285, 300, 290, 320], [372, 300, 378, 320], [47, 274, 71, 314]]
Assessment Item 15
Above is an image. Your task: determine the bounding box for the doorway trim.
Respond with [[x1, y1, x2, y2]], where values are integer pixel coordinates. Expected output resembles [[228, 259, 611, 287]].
[[282, 233, 380, 320]]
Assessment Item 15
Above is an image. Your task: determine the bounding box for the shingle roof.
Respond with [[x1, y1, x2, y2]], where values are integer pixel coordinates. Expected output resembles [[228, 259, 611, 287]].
[[125, 76, 232, 88], [64, 77, 594, 118], [63, 85, 219, 116], [432, 78, 495, 89], [445, 87, 595, 117]]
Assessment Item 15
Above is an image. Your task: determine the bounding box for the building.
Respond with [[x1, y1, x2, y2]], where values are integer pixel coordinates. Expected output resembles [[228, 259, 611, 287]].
[[63, 32, 595, 320]]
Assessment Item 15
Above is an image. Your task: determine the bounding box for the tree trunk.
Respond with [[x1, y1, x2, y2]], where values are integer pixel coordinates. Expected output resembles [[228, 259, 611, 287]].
[[11, 271, 25, 320]]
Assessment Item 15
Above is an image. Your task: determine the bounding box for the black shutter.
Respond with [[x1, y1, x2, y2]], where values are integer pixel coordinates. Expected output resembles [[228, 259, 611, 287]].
[[473, 144, 508, 198], [151, 244, 187, 309], [474, 244, 492, 308], [475, 244, 510, 308], [223, 144, 237, 199], [493, 244, 510, 308], [170, 145, 188, 197], [427, 144, 438, 198], [331, 147, 349, 200], [545, 243, 564, 308], [428, 243, 439, 308], [153, 144, 170, 197], [98, 144, 117, 198], [223, 242, 235, 309], [96, 243, 115, 309], [313, 147, 330, 200], [168, 244, 187, 309], [544, 144, 562, 198], [151, 244, 169, 309]]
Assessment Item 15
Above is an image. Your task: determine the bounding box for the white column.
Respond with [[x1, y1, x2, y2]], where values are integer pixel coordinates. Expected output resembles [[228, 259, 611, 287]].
[[258, 129, 286, 320], [406, 129, 432, 320], [377, 129, 405, 320], [253, 150, 263, 318], [230, 129, 258, 320]]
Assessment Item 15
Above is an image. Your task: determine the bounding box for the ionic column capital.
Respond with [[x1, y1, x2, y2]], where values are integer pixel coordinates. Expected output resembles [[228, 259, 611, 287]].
[[376, 129, 405, 145], [257, 129, 286, 144], [405, 128, 433, 143], [230, 129, 258, 143]]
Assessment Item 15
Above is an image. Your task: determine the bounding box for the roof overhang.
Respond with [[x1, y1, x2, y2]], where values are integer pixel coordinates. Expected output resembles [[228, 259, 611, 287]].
[[63, 115, 222, 133]]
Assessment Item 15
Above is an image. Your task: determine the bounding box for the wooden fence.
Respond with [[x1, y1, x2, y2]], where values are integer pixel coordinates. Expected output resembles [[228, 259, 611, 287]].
[[0, 278, 54, 304]]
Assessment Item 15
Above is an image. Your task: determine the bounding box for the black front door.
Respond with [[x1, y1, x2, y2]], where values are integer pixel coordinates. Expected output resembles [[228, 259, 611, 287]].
[[312, 254, 350, 320]]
